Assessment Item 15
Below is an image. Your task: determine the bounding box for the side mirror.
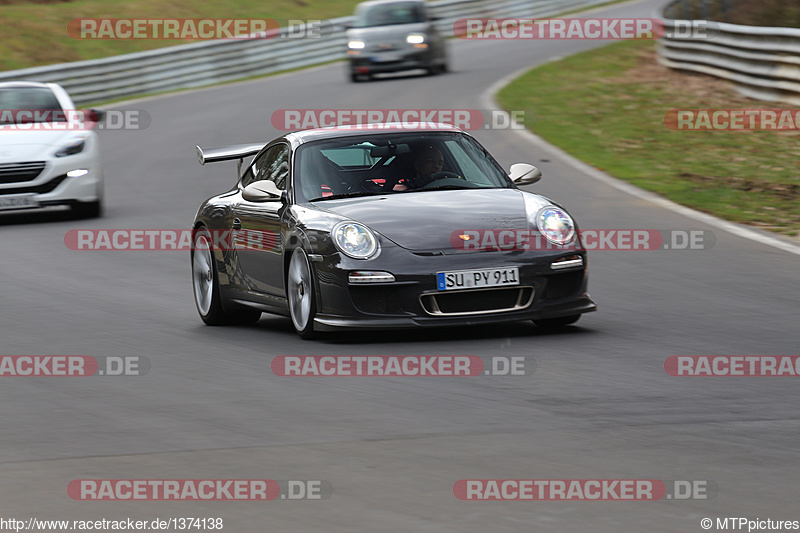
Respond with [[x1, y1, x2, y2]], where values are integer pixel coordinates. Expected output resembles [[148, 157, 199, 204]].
[[242, 181, 282, 202], [509, 163, 542, 185], [85, 109, 106, 123]]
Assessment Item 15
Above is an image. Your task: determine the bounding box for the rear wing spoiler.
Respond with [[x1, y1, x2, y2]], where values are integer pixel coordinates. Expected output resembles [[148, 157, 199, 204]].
[[196, 143, 266, 177]]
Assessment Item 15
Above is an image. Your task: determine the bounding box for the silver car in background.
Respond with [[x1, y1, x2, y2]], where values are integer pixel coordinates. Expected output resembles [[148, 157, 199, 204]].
[[346, 0, 448, 82], [0, 81, 103, 218]]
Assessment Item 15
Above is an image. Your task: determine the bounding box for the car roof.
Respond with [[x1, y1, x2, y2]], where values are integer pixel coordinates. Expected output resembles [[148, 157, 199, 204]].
[[285, 122, 463, 145], [355, 0, 426, 9], [0, 81, 56, 90]]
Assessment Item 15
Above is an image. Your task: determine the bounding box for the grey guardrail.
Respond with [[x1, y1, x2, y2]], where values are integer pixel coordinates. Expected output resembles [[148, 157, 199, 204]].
[[658, 0, 800, 105], [0, 0, 611, 105]]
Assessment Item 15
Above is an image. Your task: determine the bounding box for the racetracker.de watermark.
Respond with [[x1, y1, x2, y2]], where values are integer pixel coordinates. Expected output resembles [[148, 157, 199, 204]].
[[452, 18, 717, 40], [0, 109, 149, 131], [271, 355, 528, 376], [450, 229, 716, 251], [270, 109, 526, 131], [0, 356, 148, 376], [665, 109, 800, 131], [64, 229, 715, 251], [454, 479, 717, 500], [68, 479, 332, 500], [67, 19, 331, 39], [64, 229, 279, 251], [665, 356, 800, 376]]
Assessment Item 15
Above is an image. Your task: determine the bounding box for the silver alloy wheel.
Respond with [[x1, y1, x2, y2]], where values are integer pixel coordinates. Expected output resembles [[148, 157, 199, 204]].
[[288, 248, 312, 331], [192, 234, 214, 316]]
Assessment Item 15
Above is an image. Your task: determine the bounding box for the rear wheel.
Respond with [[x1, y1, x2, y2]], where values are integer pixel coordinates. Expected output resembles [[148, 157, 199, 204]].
[[287, 247, 318, 339], [192, 229, 261, 326], [533, 315, 581, 329]]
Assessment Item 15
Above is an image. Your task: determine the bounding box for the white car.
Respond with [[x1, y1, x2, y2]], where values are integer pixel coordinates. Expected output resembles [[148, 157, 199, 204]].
[[0, 81, 104, 217]]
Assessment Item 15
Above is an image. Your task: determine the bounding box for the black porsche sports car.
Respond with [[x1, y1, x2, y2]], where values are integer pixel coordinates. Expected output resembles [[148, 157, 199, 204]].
[[191, 123, 596, 339]]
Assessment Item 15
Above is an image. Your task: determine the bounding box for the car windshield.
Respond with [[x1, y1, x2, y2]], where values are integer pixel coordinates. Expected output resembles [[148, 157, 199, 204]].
[[0, 87, 66, 124], [294, 131, 514, 203], [352, 2, 424, 27]]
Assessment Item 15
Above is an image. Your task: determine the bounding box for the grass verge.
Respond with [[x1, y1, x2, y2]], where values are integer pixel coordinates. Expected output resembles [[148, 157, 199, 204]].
[[0, 0, 364, 71], [496, 39, 800, 237]]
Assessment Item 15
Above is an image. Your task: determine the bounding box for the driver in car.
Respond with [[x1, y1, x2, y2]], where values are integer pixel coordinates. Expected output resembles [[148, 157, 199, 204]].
[[393, 145, 444, 191]]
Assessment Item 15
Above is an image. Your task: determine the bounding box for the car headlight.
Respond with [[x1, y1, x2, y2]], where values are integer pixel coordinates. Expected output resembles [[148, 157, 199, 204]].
[[536, 206, 575, 246], [55, 138, 86, 157], [333, 222, 378, 259], [348, 40, 365, 49], [406, 34, 425, 44]]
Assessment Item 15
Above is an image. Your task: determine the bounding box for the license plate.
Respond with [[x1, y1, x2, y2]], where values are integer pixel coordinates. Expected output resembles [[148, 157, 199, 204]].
[[437, 267, 519, 291], [0, 194, 38, 211], [371, 54, 399, 63]]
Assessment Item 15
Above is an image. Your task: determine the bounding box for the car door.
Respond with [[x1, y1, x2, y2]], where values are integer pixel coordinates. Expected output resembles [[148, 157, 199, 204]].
[[232, 143, 289, 299]]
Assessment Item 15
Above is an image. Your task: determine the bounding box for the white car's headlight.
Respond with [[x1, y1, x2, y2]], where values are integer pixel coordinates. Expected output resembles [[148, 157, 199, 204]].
[[333, 222, 378, 259], [406, 34, 425, 44], [55, 138, 86, 157], [535, 206, 575, 245], [348, 40, 366, 49]]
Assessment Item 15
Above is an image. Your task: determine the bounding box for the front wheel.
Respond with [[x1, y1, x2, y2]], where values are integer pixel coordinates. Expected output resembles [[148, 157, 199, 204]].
[[287, 247, 318, 339], [533, 315, 581, 329], [192, 229, 261, 326], [72, 199, 103, 219]]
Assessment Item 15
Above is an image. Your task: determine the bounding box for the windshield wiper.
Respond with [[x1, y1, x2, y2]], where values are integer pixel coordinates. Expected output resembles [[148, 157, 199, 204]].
[[309, 191, 382, 202], [405, 184, 478, 192]]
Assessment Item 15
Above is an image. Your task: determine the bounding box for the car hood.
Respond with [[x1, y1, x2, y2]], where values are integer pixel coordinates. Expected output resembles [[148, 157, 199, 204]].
[[313, 189, 549, 251], [0, 129, 85, 160]]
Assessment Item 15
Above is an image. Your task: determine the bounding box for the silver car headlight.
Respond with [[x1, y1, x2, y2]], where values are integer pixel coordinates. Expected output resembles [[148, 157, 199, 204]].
[[535, 206, 575, 246], [406, 34, 425, 44], [333, 222, 378, 259], [55, 138, 86, 157], [348, 40, 366, 49]]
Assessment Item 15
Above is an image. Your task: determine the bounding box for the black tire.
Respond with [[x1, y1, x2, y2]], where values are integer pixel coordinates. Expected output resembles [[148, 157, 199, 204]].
[[71, 199, 103, 219], [286, 247, 319, 340], [191, 228, 261, 326], [533, 315, 581, 329], [350, 71, 371, 82], [440, 47, 449, 73]]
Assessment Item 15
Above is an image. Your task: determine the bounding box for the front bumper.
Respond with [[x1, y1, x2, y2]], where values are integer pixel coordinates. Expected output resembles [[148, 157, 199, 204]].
[[313, 296, 597, 331], [348, 48, 434, 74], [311, 245, 597, 331], [0, 141, 102, 211]]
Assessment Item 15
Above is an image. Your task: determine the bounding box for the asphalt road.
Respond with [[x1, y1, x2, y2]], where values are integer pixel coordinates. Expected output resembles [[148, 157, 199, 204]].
[[1, 0, 799, 531]]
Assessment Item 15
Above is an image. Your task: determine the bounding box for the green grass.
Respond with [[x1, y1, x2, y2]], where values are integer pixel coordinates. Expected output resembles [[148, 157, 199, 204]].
[[0, 0, 364, 70], [497, 39, 800, 236], [0, 0, 640, 71]]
